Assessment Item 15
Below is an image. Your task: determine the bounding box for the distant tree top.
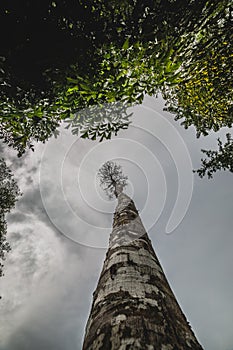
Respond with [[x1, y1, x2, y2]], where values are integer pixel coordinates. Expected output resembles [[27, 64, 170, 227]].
[[98, 161, 128, 199]]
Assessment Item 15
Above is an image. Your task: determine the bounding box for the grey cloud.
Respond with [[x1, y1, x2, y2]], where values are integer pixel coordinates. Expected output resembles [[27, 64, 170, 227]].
[[25, 176, 34, 186], [1, 234, 103, 350], [17, 187, 43, 214], [0, 142, 4, 154], [7, 212, 28, 224]]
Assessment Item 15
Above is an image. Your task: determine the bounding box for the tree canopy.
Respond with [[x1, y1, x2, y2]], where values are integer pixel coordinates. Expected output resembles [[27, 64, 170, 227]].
[[98, 161, 128, 199], [0, 0, 232, 175], [0, 158, 21, 277], [163, 3, 232, 137]]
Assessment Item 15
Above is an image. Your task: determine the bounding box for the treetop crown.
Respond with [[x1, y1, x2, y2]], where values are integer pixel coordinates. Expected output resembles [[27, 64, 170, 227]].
[[98, 160, 128, 199]]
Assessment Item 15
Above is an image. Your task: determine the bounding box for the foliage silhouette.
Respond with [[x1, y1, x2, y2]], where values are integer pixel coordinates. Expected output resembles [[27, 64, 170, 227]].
[[0, 158, 21, 277], [0, 0, 232, 175], [195, 134, 233, 178]]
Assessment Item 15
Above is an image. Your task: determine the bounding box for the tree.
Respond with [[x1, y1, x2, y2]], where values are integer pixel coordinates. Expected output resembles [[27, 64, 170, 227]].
[[0, 113, 60, 156], [0, 0, 231, 166], [98, 160, 128, 198], [83, 161, 203, 349], [0, 158, 21, 277], [162, 2, 232, 137]]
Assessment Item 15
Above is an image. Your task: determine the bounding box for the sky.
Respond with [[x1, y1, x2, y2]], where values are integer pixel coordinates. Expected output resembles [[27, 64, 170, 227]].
[[0, 95, 233, 350]]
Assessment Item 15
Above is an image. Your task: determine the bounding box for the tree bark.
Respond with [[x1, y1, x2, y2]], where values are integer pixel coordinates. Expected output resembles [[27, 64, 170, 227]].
[[82, 193, 203, 350]]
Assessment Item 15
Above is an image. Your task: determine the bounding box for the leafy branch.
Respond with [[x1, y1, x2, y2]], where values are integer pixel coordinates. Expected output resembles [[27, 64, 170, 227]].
[[195, 134, 233, 178], [0, 158, 21, 277]]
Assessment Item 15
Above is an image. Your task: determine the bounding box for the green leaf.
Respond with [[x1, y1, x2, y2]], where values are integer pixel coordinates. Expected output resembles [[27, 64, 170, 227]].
[[122, 38, 129, 51]]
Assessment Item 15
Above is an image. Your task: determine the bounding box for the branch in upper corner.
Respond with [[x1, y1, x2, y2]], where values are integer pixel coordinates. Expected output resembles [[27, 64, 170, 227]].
[[194, 134, 233, 178]]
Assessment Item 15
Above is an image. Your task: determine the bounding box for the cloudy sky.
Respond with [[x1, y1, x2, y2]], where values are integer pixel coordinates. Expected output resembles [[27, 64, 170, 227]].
[[1, 95, 233, 350]]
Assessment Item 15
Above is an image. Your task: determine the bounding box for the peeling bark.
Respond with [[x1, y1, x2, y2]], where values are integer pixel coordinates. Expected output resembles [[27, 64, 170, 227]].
[[82, 193, 203, 350]]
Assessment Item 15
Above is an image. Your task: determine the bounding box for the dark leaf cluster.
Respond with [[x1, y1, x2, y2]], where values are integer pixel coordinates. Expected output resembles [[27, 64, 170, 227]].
[[195, 134, 233, 178], [0, 158, 21, 277], [65, 101, 132, 141]]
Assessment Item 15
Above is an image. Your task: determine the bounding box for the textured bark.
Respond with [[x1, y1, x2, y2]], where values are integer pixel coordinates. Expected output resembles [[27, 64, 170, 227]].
[[82, 193, 203, 350]]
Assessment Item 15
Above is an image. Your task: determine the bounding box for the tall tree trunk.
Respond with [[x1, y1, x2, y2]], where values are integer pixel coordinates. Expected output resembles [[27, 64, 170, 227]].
[[82, 193, 203, 350]]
